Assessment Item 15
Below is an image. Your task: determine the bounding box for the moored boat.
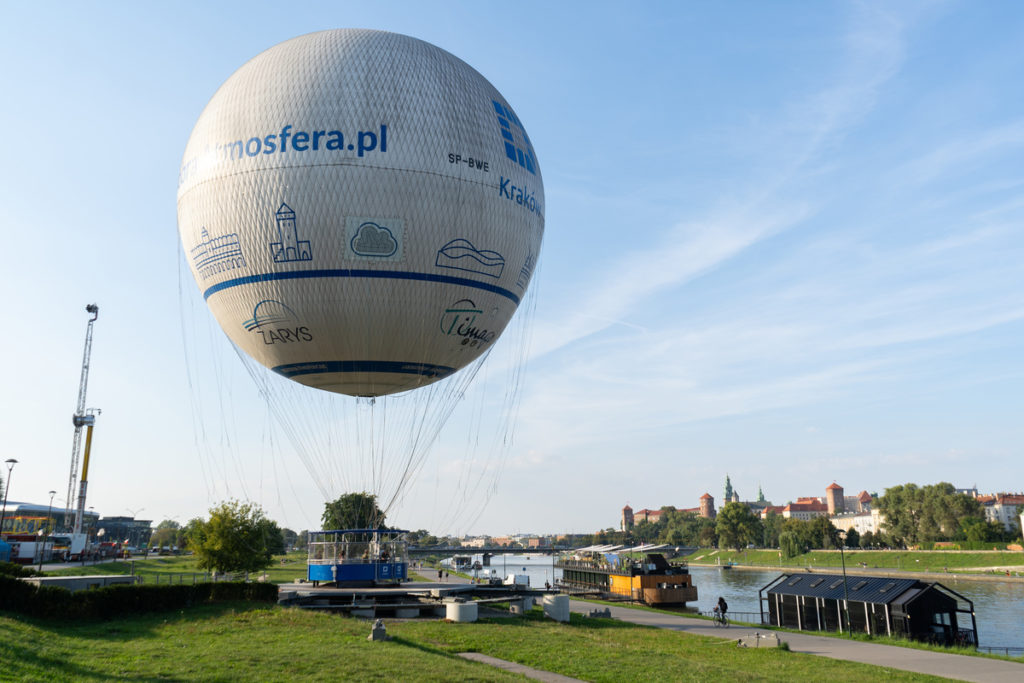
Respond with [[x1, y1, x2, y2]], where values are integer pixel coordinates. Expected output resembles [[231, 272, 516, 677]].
[[555, 543, 698, 606]]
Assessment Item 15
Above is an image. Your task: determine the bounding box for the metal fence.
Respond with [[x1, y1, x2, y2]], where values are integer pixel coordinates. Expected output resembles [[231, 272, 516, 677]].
[[975, 645, 1024, 657], [135, 571, 251, 585], [700, 610, 767, 624]]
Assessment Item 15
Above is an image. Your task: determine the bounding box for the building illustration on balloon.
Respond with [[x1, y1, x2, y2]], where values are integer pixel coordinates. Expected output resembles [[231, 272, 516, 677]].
[[190, 228, 246, 280], [270, 203, 312, 263]]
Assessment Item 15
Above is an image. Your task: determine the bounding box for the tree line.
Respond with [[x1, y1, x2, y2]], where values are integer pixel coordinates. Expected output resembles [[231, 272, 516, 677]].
[[574, 482, 1020, 556], [152, 483, 1020, 573]]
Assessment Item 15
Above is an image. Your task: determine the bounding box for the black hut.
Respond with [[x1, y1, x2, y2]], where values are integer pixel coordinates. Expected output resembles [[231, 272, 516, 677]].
[[760, 573, 977, 646]]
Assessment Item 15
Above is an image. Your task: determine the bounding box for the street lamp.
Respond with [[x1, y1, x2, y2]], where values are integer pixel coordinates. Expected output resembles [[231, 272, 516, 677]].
[[1, 458, 19, 539], [838, 530, 851, 637], [38, 490, 56, 571]]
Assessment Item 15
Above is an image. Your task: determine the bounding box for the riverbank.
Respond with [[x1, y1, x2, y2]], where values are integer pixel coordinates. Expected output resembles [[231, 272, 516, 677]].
[[415, 568, 1024, 681], [688, 561, 1024, 584], [685, 548, 1024, 583]]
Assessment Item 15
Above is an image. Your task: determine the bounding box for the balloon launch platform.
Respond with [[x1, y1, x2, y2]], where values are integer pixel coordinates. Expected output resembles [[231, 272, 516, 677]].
[[283, 528, 550, 618], [277, 579, 549, 620]]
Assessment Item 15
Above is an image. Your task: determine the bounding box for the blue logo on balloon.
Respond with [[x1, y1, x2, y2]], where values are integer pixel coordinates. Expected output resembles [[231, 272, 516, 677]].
[[493, 100, 537, 175]]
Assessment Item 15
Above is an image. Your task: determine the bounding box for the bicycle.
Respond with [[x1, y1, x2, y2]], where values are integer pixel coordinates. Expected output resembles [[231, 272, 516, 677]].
[[712, 609, 730, 628]]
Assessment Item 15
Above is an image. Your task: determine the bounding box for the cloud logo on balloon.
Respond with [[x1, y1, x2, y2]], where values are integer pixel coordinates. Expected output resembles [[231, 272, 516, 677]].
[[351, 221, 399, 257]]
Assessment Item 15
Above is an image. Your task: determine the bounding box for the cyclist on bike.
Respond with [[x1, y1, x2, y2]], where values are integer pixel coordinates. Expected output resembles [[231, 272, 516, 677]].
[[715, 596, 728, 620]]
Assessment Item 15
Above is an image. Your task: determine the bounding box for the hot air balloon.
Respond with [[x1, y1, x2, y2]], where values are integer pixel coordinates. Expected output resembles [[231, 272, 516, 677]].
[[177, 29, 543, 528], [178, 29, 543, 398]]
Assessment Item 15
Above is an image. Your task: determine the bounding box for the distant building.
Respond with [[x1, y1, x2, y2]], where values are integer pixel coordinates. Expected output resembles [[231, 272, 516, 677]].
[[633, 508, 662, 524], [699, 493, 715, 519], [96, 516, 153, 548], [742, 500, 771, 516], [831, 509, 883, 536], [760, 505, 786, 519], [782, 499, 829, 521], [979, 493, 1024, 532], [621, 505, 634, 531], [826, 482, 845, 515]]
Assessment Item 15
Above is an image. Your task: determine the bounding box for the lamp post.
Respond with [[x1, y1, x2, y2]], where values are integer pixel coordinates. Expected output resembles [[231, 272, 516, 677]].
[[126, 508, 145, 550], [38, 490, 57, 571], [838, 530, 851, 637], [1, 458, 19, 539]]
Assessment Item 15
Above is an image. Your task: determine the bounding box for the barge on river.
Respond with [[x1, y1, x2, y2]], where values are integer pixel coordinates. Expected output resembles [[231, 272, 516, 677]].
[[556, 544, 698, 606]]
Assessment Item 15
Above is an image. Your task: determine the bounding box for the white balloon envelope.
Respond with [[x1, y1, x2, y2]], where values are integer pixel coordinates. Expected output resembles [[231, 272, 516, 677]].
[[178, 29, 543, 396]]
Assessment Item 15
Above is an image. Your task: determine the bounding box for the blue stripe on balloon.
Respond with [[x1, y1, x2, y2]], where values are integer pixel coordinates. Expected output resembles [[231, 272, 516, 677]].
[[202, 269, 521, 305], [272, 360, 457, 379]]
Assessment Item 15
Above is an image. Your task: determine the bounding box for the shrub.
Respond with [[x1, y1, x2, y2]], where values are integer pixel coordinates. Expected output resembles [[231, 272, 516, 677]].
[[0, 579, 277, 619], [0, 562, 41, 578]]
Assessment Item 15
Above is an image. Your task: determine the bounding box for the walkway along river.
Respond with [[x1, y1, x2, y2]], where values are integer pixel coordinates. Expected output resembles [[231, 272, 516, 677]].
[[473, 555, 1024, 650]]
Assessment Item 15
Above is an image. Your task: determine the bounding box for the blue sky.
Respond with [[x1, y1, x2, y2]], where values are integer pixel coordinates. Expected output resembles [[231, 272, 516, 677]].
[[1, 1, 1021, 536]]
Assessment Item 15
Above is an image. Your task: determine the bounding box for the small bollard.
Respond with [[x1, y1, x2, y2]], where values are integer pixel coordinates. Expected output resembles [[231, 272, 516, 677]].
[[368, 618, 390, 641]]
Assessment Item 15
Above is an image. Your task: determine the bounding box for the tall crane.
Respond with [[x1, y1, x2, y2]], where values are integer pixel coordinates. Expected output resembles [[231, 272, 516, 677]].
[[64, 304, 99, 535]]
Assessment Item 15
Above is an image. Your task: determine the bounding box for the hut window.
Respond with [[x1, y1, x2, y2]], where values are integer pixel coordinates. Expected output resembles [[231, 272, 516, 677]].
[[829, 579, 844, 589], [879, 582, 895, 593], [810, 578, 824, 587], [852, 580, 868, 591], [787, 577, 802, 586]]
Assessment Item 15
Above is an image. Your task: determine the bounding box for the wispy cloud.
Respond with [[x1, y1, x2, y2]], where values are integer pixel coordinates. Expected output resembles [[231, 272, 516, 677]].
[[896, 120, 1024, 187]]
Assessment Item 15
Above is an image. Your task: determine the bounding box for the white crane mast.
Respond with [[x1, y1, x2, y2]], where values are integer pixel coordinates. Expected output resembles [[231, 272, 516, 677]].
[[64, 304, 99, 534]]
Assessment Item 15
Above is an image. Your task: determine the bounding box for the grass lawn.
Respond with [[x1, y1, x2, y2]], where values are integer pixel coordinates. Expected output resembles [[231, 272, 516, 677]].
[[0, 603, 953, 682], [689, 548, 1024, 573]]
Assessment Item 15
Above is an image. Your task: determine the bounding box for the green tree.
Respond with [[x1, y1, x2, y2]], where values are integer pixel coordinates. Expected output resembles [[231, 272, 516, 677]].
[[843, 528, 860, 549], [180, 518, 205, 550], [715, 502, 762, 551], [259, 517, 286, 555], [859, 530, 875, 549], [960, 518, 1004, 543], [406, 529, 439, 546], [322, 492, 386, 530], [150, 520, 180, 548], [878, 483, 983, 546], [779, 518, 817, 555], [761, 511, 783, 548], [658, 509, 703, 546], [697, 518, 718, 547], [779, 530, 802, 558], [809, 516, 840, 549], [187, 500, 277, 574]]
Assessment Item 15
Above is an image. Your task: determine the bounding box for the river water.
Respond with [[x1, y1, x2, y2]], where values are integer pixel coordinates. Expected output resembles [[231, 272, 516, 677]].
[[471, 555, 1024, 649]]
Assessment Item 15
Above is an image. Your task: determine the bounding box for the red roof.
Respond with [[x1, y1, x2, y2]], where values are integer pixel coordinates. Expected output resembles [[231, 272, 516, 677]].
[[700, 493, 713, 500], [826, 482, 843, 490], [858, 490, 872, 502], [784, 500, 828, 512]]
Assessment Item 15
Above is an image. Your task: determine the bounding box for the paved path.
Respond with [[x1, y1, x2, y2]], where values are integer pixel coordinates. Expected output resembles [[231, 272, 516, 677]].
[[566, 601, 1024, 683], [414, 569, 1023, 682], [457, 653, 584, 682]]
